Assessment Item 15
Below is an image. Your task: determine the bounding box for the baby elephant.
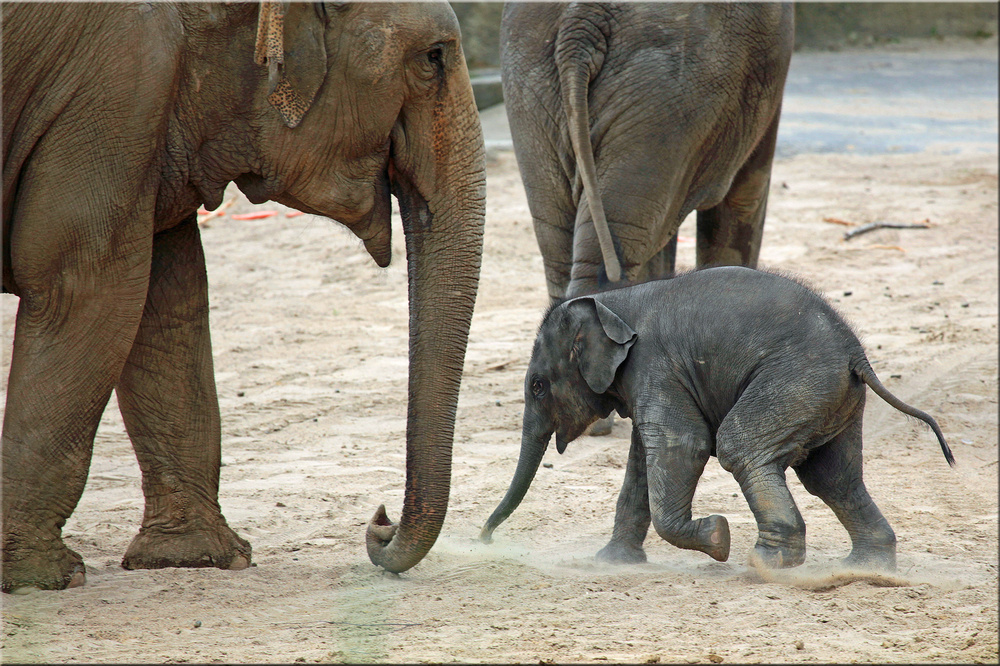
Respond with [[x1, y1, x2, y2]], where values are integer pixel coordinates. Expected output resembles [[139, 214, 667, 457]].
[[480, 267, 954, 571]]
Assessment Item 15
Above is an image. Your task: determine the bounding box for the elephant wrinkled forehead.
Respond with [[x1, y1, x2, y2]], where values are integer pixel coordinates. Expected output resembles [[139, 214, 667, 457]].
[[351, 2, 460, 41], [393, 1, 461, 30], [343, 2, 460, 74], [531, 304, 576, 366]]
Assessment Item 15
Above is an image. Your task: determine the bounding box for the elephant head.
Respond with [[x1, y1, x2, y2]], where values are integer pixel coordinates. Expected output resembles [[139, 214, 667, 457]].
[[225, 2, 486, 572], [480, 298, 635, 542]]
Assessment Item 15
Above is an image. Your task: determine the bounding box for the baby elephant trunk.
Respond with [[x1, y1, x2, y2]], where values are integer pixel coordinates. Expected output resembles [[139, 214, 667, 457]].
[[480, 420, 551, 543]]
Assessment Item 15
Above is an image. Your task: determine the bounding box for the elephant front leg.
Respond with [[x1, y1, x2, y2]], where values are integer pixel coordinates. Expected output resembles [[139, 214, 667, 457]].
[[641, 421, 730, 562], [116, 217, 251, 572], [596, 426, 651, 563], [2, 221, 152, 592]]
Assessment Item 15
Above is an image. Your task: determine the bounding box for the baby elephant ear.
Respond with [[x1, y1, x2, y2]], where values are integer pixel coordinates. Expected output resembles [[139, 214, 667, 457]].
[[576, 299, 637, 394]]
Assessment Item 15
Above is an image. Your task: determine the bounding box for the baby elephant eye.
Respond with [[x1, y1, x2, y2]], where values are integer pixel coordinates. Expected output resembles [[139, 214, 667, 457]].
[[531, 377, 548, 399]]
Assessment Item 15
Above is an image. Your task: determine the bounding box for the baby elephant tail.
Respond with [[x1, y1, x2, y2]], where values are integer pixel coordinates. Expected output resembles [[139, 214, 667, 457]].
[[852, 358, 956, 467]]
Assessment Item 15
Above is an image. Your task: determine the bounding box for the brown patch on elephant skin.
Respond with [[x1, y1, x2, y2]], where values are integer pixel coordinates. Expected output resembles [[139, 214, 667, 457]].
[[266, 78, 312, 129]]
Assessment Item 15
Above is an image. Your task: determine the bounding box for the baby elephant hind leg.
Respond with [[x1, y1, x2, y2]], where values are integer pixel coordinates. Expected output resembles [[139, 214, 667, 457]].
[[716, 390, 816, 569], [793, 417, 897, 572], [731, 462, 807, 570], [642, 421, 731, 562], [596, 426, 651, 563]]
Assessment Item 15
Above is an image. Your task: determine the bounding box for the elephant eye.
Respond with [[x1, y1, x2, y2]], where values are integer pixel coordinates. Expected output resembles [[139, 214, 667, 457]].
[[531, 377, 548, 399], [415, 45, 445, 81]]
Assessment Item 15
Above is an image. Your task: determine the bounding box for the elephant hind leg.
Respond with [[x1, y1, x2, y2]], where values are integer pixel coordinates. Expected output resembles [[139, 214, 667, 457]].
[[716, 370, 835, 570], [793, 416, 897, 572], [731, 462, 806, 570], [116, 216, 251, 572], [633, 234, 678, 284], [695, 108, 781, 268]]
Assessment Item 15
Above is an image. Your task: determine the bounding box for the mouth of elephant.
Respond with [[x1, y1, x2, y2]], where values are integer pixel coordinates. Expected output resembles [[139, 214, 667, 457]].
[[388, 160, 436, 237], [555, 419, 594, 453], [261, 164, 395, 268]]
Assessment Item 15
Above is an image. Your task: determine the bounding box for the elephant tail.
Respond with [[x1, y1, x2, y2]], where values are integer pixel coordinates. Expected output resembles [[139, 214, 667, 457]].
[[554, 4, 621, 283], [851, 356, 955, 467]]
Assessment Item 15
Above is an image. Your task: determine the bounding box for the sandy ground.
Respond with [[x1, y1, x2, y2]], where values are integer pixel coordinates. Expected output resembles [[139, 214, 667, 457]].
[[3, 48, 998, 665]]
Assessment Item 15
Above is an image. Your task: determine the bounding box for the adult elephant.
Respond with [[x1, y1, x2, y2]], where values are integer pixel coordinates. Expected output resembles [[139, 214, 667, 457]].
[[501, 2, 795, 301], [2, 2, 485, 592]]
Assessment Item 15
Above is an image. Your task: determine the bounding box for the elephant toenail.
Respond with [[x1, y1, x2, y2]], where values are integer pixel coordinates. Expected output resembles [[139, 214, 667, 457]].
[[228, 555, 250, 570]]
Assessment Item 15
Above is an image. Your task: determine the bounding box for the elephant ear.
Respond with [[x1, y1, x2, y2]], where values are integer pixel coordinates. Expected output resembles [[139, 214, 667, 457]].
[[571, 298, 637, 394], [254, 2, 329, 129]]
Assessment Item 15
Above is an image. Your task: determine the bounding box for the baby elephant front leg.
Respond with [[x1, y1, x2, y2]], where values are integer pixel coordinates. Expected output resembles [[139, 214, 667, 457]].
[[641, 424, 730, 562]]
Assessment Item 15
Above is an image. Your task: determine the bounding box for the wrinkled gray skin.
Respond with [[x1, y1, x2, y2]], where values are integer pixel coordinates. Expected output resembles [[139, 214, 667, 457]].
[[501, 2, 794, 301], [2, 2, 485, 592], [481, 268, 955, 571]]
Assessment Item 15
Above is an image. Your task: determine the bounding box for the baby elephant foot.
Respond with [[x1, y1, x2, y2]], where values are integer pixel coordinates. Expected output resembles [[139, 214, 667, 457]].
[[595, 539, 647, 564], [657, 515, 731, 562], [122, 520, 251, 571], [842, 545, 897, 573], [695, 515, 731, 562], [747, 537, 806, 570]]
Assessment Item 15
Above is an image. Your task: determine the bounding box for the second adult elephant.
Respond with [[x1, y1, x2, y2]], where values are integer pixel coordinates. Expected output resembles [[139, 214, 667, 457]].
[[501, 2, 795, 300]]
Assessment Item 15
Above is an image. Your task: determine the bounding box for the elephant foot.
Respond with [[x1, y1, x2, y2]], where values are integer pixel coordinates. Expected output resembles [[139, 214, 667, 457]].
[[658, 515, 731, 562], [842, 546, 896, 573], [586, 414, 615, 437], [122, 520, 251, 571], [696, 515, 731, 562], [747, 538, 806, 570], [2, 538, 87, 593], [595, 539, 647, 564]]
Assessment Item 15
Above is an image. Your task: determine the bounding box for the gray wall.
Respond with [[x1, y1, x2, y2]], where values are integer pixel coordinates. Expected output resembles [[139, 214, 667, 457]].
[[452, 2, 999, 69], [795, 2, 998, 49], [451, 2, 504, 70]]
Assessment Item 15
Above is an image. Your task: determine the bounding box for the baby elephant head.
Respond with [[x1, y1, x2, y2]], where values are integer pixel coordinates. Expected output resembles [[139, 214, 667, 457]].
[[480, 297, 636, 543], [530, 298, 638, 451]]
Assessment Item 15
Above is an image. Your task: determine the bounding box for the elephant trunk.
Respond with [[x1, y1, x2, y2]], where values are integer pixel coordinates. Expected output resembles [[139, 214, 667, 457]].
[[365, 49, 486, 573], [480, 418, 552, 544], [365, 173, 484, 573]]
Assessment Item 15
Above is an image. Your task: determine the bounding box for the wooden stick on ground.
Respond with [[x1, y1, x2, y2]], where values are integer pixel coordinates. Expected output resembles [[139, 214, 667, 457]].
[[823, 216, 856, 227], [197, 196, 238, 226], [843, 219, 931, 241]]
